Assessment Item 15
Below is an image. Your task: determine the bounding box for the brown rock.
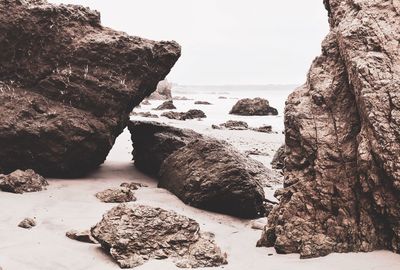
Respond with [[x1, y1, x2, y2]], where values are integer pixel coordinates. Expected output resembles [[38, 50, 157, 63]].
[[0, 0, 180, 177], [148, 80, 173, 100], [95, 188, 136, 203], [161, 109, 206, 120], [91, 204, 227, 268], [259, 0, 400, 258], [230, 98, 278, 116], [154, 100, 176, 110], [18, 218, 36, 229], [194, 101, 212, 105], [66, 229, 98, 244], [0, 169, 48, 194]]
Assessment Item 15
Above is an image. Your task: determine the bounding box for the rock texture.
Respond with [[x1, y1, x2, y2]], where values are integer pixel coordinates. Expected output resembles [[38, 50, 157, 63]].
[[161, 109, 206, 120], [271, 144, 285, 170], [91, 204, 227, 269], [128, 121, 278, 218], [230, 98, 278, 116], [0, 169, 48, 194], [95, 188, 136, 203], [259, 0, 400, 258], [154, 100, 176, 110], [18, 218, 36, 229], [0, 0, 180, 177]]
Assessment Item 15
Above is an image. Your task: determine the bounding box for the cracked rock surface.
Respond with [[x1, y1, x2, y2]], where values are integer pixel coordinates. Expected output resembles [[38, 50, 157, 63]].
[[0, 0, 180, 177], [259, 0, 400, 258], [91, 204, 228, 269]]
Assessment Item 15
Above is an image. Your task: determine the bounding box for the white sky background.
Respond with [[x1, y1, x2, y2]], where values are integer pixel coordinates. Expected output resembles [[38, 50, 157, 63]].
[[49, 0, 329, 85]]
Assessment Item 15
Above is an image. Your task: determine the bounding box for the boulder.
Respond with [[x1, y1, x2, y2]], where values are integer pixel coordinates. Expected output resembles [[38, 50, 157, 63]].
[[194, 101, 212, 105], [0, 169, 48, 194], [230, 98, 278, 116], [259, 0, 400, 258], [161, 109, 206, 120], [91, 204, 227, 269], [95, 188, 136, 203], [18, 218, 36, 229], [128, 121, 279, 218], [270, 144, 285, 170], [0, 0, 180, 177], [154, 100, 176, 110], [148, 80, 173, 100]]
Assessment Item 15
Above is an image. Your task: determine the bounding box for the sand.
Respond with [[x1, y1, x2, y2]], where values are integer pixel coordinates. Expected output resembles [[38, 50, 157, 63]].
[[1, 94, 400, 269]]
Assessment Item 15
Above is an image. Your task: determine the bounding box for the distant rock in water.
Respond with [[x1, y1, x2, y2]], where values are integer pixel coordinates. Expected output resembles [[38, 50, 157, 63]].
[[130, 112, 159, 118], [0, 0, 180, 177], [148, 80, 173, 100], [95, 188, 136, 203], [218, 96, 227, 99], [230, 98, 278, 116], [91, 204, 228, 268], [0, 169, 48, 194], [18, 218, 36, 229], [161, 109, 206, 120], [128, 121, 279, 218], [194, 101, 212, 105], [153, 100, 176, 110], [251, 125, 273, 133], [259, 0, 400, 259], [270, 144, 285, 170]]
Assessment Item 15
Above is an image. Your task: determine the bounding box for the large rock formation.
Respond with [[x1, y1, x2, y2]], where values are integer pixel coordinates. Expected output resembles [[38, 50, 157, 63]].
[[0, 0, 180, 177], [230, 98, 278, 116], [128, 121, 278, 218], [91, 204, 228, 269], [259, 0, 400, 258]]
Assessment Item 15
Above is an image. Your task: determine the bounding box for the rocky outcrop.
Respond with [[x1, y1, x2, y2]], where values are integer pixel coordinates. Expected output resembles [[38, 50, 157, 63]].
[[259, 0, 400, 258], [0, 169, 48, 194], [128, 121, 279, 218], [161, 109, 206, 120], [230, 98, 278, 116], [0, 0, 180, 177], [91, 204, 227, 269], [18, 218, 36, 229], [95, 188, 136, 203], [154, 100, 176, 110], [270, 144, 285, 170], [148, 80, 173, 100]]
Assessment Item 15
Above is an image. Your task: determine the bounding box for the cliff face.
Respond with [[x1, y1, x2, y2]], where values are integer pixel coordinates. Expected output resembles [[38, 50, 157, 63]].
[[0, 0, 180, 176], [259, 0, 400, 258]]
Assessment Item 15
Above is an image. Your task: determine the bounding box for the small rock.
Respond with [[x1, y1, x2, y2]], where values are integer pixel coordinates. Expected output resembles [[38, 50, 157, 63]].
[[141, 99, 151, 105], [18, 218, 36, 229], [66, 229, 98, 244], [194, 101, 212, 105], [252, 125, 273, 133], [161, 109, 206, 120], [216, 120, 249, 130], [95, 187, 136, 203], [218, 96, 227, 99], [91, 204, 227, 269], [154, 100, 176, 110], [251, 217, 268, 230], [120, 182, 148, 190], [130, 112, 159, 118], [0, 169, 48, 194]]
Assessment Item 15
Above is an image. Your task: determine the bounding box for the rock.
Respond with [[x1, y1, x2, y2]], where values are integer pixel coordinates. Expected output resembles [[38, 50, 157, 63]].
[[130, 112, 159, 118], [148, 80, 173, 100], [153, 100, 176, 110], [91, 204, 228, 269], [173, 96, 191, 100], [66, 229, 98, 244], [194, 101, 212, 105], [230, 98, 278, 116], [0, 0, 180, 177], [251, 125, 273, 133], [270, 144, 285, 170], [161, 109, 206, 120], [18, 218, 36, 229], [141, 100, 151, 105], [0, 169, 48, 194], [128, 121, 279, 218], [259, 0, 400, 258], [120, 182, 148, 190], [218, 96, 227, 99], [218, 120, 249, 130], [95, 188, 136, 203]]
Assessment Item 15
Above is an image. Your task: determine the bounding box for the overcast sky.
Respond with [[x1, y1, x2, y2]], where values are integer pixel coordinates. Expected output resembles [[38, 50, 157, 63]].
[[49, 0, 329, 85]]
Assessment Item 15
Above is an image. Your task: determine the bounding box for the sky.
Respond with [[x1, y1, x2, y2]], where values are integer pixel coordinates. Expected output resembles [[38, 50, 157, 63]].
[[49, 0, 329, 85]]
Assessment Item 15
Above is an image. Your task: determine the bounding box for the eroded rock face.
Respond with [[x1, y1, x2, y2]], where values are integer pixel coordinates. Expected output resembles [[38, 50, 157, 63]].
[[230, 98, 278, 116], [128, 121, 279, 218], [259, 0, 400, 258], [91, 204, 228, 269], [0, 0, 180, 177], [0, 169, 48, 194]]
